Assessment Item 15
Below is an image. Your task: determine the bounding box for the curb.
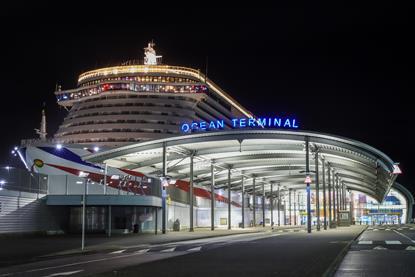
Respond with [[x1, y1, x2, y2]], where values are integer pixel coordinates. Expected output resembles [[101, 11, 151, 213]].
[[322, 226, 368, 277]]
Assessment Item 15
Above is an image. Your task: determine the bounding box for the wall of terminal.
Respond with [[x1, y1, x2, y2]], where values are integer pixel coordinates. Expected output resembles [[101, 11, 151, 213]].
[[0, 189, 67, 234]]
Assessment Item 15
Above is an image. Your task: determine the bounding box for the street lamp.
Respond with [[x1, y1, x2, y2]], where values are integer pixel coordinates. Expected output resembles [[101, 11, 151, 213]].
[[79, 171, 90, 251], [0, 180, 5, 191]]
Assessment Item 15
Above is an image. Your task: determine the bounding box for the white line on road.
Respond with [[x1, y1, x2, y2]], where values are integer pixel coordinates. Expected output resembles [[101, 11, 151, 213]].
[[186, 246, 201, 252], [160, 247, 176, 252], [42, 270, 84, 276], [135, 248, 150, 254], [358, 241, 373, 244], [373, 246, 387, 250], [393, 229, 415, 244], [13, 251, 155, 275], [109, 249, 126, 254], [385, 240, 402, 245], [1, 231, 288, 276]]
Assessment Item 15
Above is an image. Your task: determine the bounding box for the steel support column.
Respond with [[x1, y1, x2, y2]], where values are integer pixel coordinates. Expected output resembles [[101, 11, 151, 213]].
[[155, 208, 158, 234], [328, 165, 332, 228], [283, 198, 286, 226], [345, 184, 348, 210], [277, 184, 280, 226], [81, 178, 86, 250], [228, 168, 231, 230], [305, 137, 311, 233], [333, 171, 337, 224], [336, 175, 340, 215], [211, 163, 215, 231], [350, 191, 354, 224], [315, 151, 320, 231], [270, 183, 274, 228], [253, 177, 256, 226], [108, 205, 111, 237], [289, 189, 292, 225], [189, 153, 194, 232], [161, 142, 167, 234], [297, 192, 301, 225], [322, 159, 327, 230], [103, 163, 108, 195], [262, 183, 265, 227], [241, 175, 245, 228], [293, 190, 297, 225]]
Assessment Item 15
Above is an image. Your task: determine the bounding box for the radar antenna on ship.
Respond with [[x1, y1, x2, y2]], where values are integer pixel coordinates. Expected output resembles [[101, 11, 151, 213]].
[[144, 41, 162, 65]]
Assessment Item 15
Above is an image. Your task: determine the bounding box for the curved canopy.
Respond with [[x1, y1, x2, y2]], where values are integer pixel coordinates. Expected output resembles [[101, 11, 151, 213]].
[[85, 130, 398, 202]]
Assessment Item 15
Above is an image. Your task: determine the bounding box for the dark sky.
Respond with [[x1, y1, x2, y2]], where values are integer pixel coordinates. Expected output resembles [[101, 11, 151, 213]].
[[0, 7, 412, 194]]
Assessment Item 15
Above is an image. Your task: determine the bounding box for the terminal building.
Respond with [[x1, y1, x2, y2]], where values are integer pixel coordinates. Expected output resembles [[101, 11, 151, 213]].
[[0, 43, 413, 235]]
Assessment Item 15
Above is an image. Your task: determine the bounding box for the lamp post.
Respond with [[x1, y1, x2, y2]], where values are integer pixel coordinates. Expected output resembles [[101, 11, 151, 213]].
[[79, 171, 90, 251]]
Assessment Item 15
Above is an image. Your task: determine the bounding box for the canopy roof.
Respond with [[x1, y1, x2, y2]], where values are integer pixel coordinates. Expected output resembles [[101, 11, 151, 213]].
[[85, 130, 398, 202]]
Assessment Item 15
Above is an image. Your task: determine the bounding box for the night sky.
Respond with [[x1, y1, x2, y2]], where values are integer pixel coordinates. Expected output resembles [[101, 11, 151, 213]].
[[0, 8, 412, 194]]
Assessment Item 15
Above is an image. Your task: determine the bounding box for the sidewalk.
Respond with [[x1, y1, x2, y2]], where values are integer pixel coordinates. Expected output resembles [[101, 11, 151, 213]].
[[0, 225, 304, 267]]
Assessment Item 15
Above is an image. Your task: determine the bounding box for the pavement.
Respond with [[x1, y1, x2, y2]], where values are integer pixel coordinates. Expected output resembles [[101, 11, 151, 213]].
[[0, 226, 299, 267], [0, 224, 366, 276], [4, 225, 414, 276], [335, 224, 415, 276]]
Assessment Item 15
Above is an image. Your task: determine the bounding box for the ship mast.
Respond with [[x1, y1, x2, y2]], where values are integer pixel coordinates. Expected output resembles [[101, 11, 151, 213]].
[[143, 41, 162, 65], [35, 108, 47, 141]]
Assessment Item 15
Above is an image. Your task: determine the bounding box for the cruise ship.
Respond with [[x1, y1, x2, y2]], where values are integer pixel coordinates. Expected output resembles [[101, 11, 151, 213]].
[[18, 42, 252, 198]]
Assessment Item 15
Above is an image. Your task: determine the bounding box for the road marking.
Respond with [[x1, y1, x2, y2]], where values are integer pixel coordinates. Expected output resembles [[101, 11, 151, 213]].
[[110, 249, 126, 254], [373, 246, 387, 250], [373, 229, 379, 231], [406, 246, 415, 251], [43, 270, 84, 276], [386, 228, 391, 231], [135, 248, 150, 254], [160, 247, 176, 252], [358, 241, 372, 244], [393, 229, 415, 244], [397, 228, 403, 230], [186, 246, 201, 252], [14, 251, 156, 275], [385, 240, 401, 245]]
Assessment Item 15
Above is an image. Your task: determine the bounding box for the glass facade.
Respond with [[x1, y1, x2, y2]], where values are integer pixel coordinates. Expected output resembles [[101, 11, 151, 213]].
[[352, 188, 408, 225]]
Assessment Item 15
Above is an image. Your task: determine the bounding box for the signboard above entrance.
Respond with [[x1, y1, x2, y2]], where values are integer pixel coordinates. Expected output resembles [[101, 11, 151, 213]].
[[181, 117, 299, 133]]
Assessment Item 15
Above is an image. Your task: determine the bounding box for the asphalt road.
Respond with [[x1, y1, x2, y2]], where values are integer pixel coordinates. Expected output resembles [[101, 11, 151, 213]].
[[0, 226, 366, 277], [335, 224, 415, 277]]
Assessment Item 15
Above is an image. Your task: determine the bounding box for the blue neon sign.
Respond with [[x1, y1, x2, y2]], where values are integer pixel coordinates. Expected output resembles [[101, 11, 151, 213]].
[[181, 117, 299, 133]]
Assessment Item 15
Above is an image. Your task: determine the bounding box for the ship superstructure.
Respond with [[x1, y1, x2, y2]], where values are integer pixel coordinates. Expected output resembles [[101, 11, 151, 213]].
[[54, 42, 252, 147]]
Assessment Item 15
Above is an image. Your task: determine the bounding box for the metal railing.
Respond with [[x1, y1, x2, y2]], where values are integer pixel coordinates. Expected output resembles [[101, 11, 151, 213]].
[[0, 167, 48, 194]]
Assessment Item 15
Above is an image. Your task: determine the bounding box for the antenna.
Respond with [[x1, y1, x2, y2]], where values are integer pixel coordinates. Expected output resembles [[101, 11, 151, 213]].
[[205, 56, 209, 84], [34, 105, 47, 141], [143, 41, 162, 65]]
